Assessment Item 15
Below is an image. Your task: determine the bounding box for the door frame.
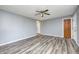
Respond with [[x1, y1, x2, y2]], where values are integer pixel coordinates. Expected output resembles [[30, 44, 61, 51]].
[[62, 17, 72, 39]]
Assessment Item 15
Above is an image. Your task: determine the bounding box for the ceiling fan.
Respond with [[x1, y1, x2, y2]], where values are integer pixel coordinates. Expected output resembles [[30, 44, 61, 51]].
[[35, 9, 50, 17]]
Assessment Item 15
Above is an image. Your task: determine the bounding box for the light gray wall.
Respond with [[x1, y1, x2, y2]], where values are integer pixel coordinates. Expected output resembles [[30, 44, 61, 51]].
[[72, 12, 78, 45], [41, 18, 63, 37], [72, 7, 79, 46], [0, 10, 37, 44], [77, 8, 79, 46]]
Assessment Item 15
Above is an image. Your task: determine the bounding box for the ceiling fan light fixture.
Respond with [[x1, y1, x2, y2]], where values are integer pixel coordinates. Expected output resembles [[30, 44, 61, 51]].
[[41, 14, 43, 17], [35, 9, 50, 17]]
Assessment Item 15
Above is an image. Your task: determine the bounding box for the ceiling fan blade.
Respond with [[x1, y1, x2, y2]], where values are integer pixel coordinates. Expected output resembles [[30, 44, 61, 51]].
[[36, 9, 49, 13], [36, 11, 41, 12], [43, 9, 48, 12], [44, 13, 50, 15]]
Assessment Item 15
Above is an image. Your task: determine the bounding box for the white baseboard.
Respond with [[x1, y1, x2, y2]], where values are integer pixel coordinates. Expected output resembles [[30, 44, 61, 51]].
[[0, 34, 36, 46], [42, 34, 64, 38]]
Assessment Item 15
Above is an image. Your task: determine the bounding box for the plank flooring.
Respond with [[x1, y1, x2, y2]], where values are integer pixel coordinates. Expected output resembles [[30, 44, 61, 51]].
[[0, 34, 79, 54]]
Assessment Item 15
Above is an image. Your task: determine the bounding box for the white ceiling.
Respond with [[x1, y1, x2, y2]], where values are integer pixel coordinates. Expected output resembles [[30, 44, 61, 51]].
[[0, 5, 77, 20]]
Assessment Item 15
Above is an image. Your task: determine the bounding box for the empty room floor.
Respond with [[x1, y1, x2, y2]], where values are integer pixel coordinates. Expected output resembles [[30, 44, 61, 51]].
[[0, 34, 79, 54]]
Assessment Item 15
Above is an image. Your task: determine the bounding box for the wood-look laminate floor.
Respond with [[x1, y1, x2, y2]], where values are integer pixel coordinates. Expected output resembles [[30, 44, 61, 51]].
[[0, 35, 79, 54]]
